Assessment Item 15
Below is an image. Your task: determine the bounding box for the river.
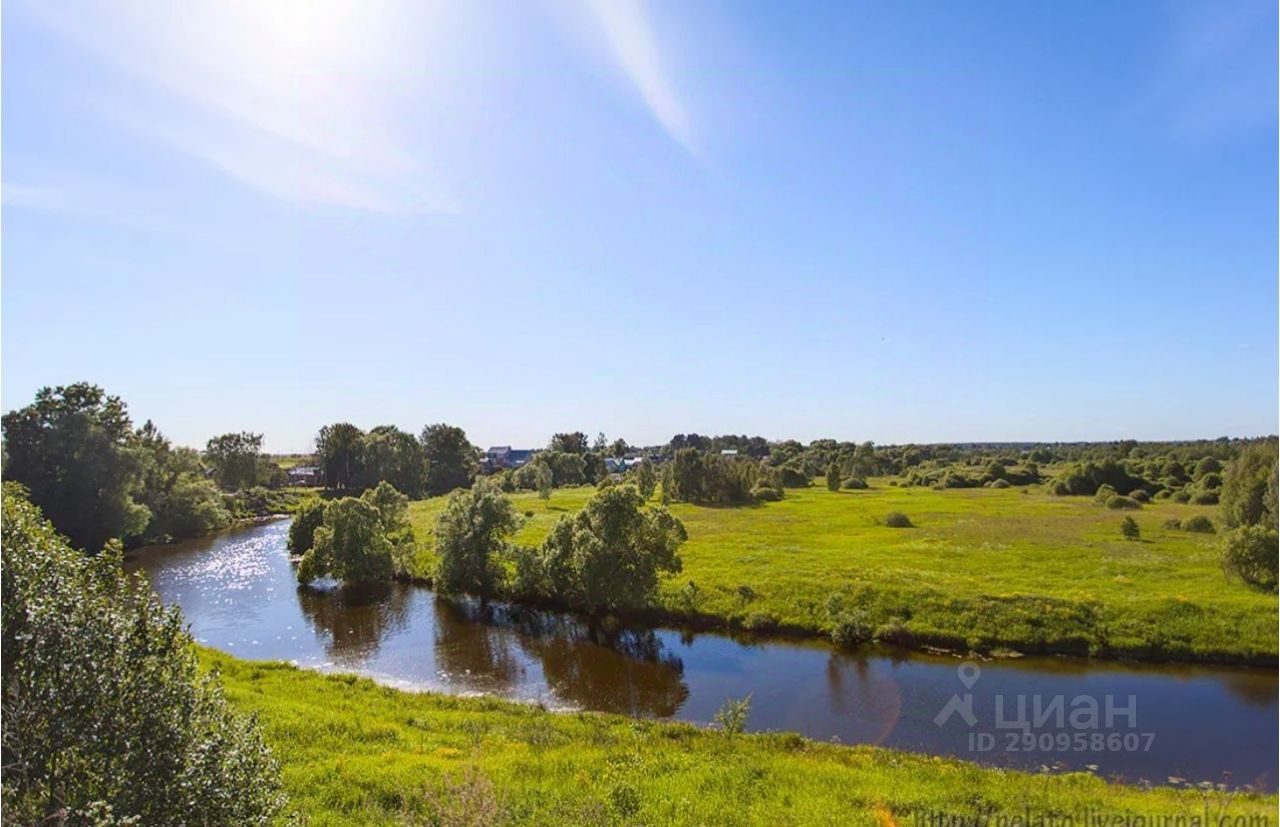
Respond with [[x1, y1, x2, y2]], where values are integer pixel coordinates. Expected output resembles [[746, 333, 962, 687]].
[[126, 518, 1278, 790]]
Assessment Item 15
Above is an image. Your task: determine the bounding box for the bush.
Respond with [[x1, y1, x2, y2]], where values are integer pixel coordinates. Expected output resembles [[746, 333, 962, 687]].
[[1153, 490, 1172, 501], [883, 511, 913, 528], [1129, 489, 1151, 503], [714, 694, 752, 735], [1220, 526, 1279, 589], [987, 478, 1011, 489], [1051, 481, 1071, 496], [842, 477, 869, 490], [1120, 516, 1140, 541], [751, 483, 783, 502], [831, 611, 872, 649], [825, 463, 841, 492], [1, 484, 285, 824], [1183, 515, 1215, 534], [1105, 495, 1141, 510], [1093, 483, 1118, 504], [1172, 490, 1191, 503], [1162, 518, 1182, 530], [1191, 490, 1219, 506]]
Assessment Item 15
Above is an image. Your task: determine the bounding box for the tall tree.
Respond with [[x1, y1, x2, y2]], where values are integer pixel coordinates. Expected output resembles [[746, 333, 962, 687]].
[[136, 421, 231, 542], [434, 479, 520, 595], [1, 383, 150, 552], [514, 485, 686, 612], [421, 423, 478, 496], [204, 431, 265, 491], [315, 422, 365, 491], [548, 431, 589, 455], [1220, 441, 1278, 529], [362, 425, 426, 497]]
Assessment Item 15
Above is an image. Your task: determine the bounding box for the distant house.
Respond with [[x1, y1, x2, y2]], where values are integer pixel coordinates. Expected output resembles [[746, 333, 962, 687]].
[[483, 446, 535, 472], [604, 457, 627, 474], [287, 465, 322, 486], [720, 449, 738, 457]]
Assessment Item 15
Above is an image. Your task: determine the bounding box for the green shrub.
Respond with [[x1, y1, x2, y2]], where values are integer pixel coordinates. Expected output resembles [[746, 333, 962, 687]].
[[713, 694, 752, 735], [1093, 483, 1118, 504], [987, 478, 1011, 489], [1220, 526, 1279, 590], [1129, 489, 1151, 503], [883, 511, 913, 528], [1, 484, 285, 824], [751, 483, 783, 502], [1182, 515, 1215, 534], [1120, 516, 1140, 541], [830, 611, 872, 649], [1162, 518, 1182, 530], [1191, 490, 1219, 506], [841, 477, 869, 490], [1172, 490, 1191, 503], [1153, 490, 1172, 501], [1105, 495, 1141, 510], [1051, 481, 1070, 496]]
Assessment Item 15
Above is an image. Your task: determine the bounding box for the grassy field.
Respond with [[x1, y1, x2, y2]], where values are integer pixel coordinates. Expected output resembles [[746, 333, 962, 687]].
[[206, 649, 1275, 826], [406, 481, 1277, 663]]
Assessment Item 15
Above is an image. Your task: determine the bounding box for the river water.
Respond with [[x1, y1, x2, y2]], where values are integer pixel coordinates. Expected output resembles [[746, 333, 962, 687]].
[[126, 518, 1278, 789]]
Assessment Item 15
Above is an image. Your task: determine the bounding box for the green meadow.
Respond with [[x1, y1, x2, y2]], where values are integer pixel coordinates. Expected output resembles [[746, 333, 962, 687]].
[[206, 649, 1275, 826], [406, 481, 1277, 663]]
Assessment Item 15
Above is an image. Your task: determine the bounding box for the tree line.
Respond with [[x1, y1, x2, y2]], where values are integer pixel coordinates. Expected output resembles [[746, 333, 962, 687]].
[[2, 383, 298, 552]]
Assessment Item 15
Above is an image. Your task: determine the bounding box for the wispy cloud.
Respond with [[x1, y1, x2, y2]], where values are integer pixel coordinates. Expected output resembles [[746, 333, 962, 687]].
[[20, 0, 459, 213], [573, 0, 696, 154]]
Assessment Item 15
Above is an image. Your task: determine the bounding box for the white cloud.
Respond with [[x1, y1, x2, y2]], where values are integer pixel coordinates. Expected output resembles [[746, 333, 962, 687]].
[[574, 0, 696, 154], [21, 0, 459, 213]]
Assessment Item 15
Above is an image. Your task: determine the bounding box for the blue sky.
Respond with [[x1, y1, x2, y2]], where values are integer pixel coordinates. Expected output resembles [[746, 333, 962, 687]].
[[3, 0, 1276, 452]]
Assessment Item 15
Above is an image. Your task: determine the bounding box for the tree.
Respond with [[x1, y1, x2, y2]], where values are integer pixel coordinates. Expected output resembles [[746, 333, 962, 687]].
[[1, 484, 285, 824], [826, 462, 841, 492], [1220, 441, 1278, 529], [535, 460, 554, 501], [362, 424, 426, 497], [434, 479, 520, 595], [295, 483, 416, 584], [2, 383, 150, 552], [1120, 516, 1140, 541], [315, 422, 365, 492], [136, 422, 231, 543], [514, 485, 686, 612], [421, 423, 478, 496], [287, 498, 326, 556], [609, 438, 631, 458], [297, 498, 394, 585], [634, 461, 657, 500], [548, 431, 589, 455], [204, 431, 265, 491], [1221, 525, 1279, 590], [592, 432, 608, 453], [361, 480, 417, 574]]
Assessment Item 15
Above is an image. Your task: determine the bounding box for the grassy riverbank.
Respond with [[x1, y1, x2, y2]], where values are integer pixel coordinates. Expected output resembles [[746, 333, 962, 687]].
[[405, 482, 1277, 663], [205, 649, 1274, 826]]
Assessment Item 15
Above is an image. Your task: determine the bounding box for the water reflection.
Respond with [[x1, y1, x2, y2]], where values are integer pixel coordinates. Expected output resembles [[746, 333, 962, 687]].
[[435, 597, 690, 716], [128, 519, 1278, 788], [432, 598, 529, 694], [297, 582, 410, 665]]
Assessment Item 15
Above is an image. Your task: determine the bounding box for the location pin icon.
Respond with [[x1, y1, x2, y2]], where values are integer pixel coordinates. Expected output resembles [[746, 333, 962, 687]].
[[958, 662, 981, 689]]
